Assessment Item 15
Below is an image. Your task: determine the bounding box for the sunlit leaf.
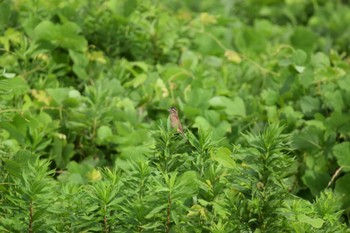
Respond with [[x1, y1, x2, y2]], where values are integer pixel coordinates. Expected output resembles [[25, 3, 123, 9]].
[[298, 214, 324, 228], [211, 147, 235, 169], [224, 50, 241, 63]]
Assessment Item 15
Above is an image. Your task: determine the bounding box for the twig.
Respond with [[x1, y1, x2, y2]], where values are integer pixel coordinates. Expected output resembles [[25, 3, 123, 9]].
[[166, 193, 171, 233], [327, 167, 342, 188]]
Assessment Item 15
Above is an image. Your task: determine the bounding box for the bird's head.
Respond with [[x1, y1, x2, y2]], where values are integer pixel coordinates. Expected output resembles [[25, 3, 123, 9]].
[[168, 107, 178, 114]]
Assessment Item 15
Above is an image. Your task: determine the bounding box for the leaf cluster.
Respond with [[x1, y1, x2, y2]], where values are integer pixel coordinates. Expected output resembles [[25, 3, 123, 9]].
[[1, 125, 348, 232]]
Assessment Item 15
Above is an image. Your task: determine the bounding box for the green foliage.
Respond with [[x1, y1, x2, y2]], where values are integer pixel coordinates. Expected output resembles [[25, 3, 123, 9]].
[[3, 125, 349, 232], [1, 0, 350, 231], [1, 151, 55, 232]]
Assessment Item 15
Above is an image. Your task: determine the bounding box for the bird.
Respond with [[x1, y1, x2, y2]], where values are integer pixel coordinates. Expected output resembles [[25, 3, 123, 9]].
[[168, 107, 185, 137]]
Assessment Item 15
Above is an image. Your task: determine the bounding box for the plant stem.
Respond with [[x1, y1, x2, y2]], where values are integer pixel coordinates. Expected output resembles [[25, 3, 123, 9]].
[[28, 201, 33, 233], [103, 206, 109, 233], [166, 193, 171, 233]]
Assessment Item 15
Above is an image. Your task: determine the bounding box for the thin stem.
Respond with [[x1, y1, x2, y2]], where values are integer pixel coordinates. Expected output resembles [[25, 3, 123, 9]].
[[166, 193, 171, 233], [327, 167, 342, 188], [104, 216, 108, 232], [28, 201, 33, 233], [103, 205, 109, 233]]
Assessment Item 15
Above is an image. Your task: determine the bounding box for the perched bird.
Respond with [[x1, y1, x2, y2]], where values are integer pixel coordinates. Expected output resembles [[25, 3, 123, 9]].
[[168, 107, 185, 137]]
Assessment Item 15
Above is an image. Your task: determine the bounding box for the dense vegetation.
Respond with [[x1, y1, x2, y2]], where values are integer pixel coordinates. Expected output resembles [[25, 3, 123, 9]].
[[1, 0, 350, 232]]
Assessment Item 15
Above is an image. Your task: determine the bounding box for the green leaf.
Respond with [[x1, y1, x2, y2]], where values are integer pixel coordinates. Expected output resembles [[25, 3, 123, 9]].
[[302, 170, 330, 196], [4, 150, 36, 177], [291, 222, 305, 233], [299, 96, 320, 115], [323, 90, 344, 112], [292, 49, 307, 65], [291, 49, 307, 73], [337, 75, 350, 92], [211, 147, 235, 169], [0, 121, 26, 144], [325, 112, 350, 132], [335, 174, 350, 208], [281, 106, 303, 125], [290, 27, 317, 52], [168, 171, 198, 201], [311, 52, 330, 68], [193, 116, 212, 131], [1, 72, 16, 79], [34, 21, 87, 52], [261, 89, 279, 105], [0, 76, 29, 95], [298, 214, 324, 228], [145, 204, 168, 219], [292, 126, 323, 151], [69, 50, 88, 79], [333, 142, 350, 171], [293, 65, 306, 73], [0, 1, 11, 29], [107, 0, 137, 16], [305, 119, 325, 130], [178, 171, 198, 195], [204, 110, 221, 126], [124, 73, 147, 88], [209, 96, 229, 108], [97, 125, 113, 143], [180, 50, 199, 69], [209, 96, 246, 117], [46, 88, 71, 105], [63, 90, 82, 108], [228, 97, 246, 116], [298, 68, 314, 88]]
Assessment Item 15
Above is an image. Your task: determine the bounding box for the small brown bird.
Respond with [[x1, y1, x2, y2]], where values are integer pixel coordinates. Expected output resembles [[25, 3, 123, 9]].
[[168, 107, 185, 136]]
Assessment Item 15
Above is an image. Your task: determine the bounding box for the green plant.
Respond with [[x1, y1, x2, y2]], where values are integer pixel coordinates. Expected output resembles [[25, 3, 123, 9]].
[[1, 151, 55, 232]]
